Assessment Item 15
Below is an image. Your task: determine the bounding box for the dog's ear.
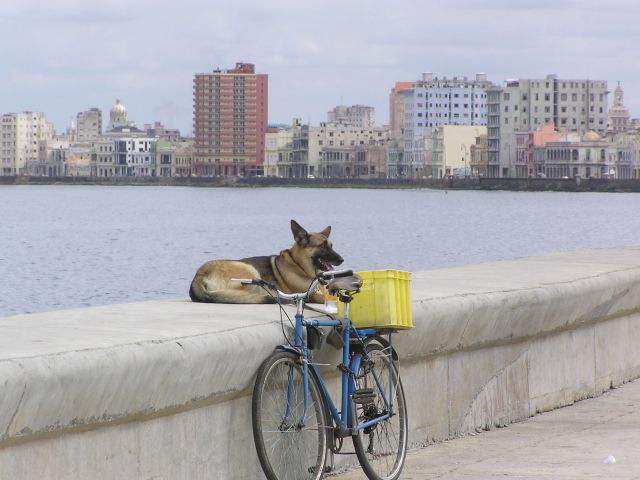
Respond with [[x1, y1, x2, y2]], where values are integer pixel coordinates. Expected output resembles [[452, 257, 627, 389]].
[[291, 220, 309, 245], [320, 226, 331, 238]]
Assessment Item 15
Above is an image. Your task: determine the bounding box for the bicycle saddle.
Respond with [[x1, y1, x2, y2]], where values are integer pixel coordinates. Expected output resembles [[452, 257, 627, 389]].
[[327, 274, 363, 295]]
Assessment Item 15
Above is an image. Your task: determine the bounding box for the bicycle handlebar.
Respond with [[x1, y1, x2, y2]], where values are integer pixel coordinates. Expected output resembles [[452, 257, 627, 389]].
[[318, 269, 353, 281], [232, 268, 355, 303]]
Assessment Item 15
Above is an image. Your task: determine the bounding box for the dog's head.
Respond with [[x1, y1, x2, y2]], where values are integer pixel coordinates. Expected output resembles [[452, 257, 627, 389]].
[[290, 219, 344, 274]]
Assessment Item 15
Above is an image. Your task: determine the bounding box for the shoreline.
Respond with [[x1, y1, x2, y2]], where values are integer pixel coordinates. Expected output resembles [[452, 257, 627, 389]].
[[1, 175, 640, 192]]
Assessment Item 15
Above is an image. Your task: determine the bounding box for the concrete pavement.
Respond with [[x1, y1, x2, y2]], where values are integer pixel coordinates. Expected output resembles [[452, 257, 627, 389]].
[[334, 379, 640, 479]]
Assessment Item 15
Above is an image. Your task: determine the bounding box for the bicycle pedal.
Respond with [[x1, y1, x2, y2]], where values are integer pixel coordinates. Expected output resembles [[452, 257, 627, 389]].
[[352, 388, 376, 405]]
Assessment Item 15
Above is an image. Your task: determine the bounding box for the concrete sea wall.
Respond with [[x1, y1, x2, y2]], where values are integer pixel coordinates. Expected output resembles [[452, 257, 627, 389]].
[[3, 174, 640, 192], [2, 248, 640, 478]]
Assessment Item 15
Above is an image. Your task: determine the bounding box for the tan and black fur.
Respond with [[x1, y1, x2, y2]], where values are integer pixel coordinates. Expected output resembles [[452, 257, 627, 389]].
[[189, 220, 343, 304]]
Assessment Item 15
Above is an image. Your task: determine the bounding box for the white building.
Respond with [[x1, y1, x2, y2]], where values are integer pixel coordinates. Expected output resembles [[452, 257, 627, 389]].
[[264, 124, 295, 177], [1, 112, 55, 175], [403, 72, 494, 177], [114, 137, 157, 176], [327, 105, 376, 128]]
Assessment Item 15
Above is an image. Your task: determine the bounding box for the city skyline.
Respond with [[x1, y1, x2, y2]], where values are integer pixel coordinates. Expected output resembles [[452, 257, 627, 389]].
[[0, 0, 638, 134]]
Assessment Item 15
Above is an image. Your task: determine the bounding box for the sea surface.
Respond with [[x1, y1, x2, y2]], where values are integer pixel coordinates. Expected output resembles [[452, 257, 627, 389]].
[[2, 185, 640, 317]]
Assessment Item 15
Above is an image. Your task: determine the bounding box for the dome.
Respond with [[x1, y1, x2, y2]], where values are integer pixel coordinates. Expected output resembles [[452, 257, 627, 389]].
[[111, 99, 127, 114], [582, 130, 601, 142]]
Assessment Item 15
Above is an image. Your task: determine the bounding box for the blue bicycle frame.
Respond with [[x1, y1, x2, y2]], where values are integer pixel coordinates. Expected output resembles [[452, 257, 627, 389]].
[[282, 298, 396, 437]]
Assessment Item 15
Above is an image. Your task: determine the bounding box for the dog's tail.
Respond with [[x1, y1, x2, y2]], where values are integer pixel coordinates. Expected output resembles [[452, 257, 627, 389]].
[[189, 280, 274, 304]]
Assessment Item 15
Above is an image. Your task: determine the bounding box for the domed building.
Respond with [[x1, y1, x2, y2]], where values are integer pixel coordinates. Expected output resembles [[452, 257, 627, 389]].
[[582, 130, 601, 142], [107, 98, 136, 131]]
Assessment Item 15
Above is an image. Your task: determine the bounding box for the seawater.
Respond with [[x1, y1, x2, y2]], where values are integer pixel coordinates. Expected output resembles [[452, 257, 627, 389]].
[[2, 185, 640, 317]]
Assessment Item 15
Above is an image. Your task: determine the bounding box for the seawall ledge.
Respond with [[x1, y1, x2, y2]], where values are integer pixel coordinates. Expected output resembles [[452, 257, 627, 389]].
[[2, 246, 640, 467]]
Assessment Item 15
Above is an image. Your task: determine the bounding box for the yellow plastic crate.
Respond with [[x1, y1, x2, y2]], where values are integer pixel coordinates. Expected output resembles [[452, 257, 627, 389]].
[[337, 270, 413, 329]]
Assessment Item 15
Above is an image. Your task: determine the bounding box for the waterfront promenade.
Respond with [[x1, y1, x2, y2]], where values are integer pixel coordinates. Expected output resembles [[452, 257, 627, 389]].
[[335, 379, 640, 479]]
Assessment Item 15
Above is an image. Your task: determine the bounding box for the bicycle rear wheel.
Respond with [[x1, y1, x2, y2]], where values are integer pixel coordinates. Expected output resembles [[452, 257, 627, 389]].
[[252, 350, 328, 480], [352, 341, 408, 480]]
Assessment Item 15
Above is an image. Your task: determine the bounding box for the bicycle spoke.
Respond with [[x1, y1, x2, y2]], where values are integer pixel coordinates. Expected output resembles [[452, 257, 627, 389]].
[[253, 352, 327, 480], [353, 342, 407, 480]]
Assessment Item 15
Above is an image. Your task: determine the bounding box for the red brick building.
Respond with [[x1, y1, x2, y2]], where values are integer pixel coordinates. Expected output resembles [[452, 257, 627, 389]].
[[193, 63, 268, 176]]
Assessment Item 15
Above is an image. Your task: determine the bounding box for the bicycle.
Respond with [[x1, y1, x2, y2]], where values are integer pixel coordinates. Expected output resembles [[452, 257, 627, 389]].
[[240, 269, 408, 480]]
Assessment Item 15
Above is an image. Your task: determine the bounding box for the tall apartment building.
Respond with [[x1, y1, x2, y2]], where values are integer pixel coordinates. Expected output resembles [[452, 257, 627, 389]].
[[327, 105, 376, 128], [389, 82, 414, 139], [1, 112, 55, 175], [487, 74, 609, 177], [193, 62, 268, 176], [403, 72, 494, 175], [76, 108, 102, 142]]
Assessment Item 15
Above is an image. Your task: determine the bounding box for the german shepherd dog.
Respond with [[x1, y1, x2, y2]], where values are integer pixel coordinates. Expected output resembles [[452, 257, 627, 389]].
[[189, 220, 344, 304]]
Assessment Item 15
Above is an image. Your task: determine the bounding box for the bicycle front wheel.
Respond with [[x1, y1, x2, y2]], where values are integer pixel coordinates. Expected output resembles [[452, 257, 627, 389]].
[[352, 341, 408, 480], [252, 350, 328, 480]]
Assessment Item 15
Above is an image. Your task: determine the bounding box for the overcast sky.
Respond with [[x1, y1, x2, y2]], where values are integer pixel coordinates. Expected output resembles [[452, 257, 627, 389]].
[[1, 0, 638, 135]]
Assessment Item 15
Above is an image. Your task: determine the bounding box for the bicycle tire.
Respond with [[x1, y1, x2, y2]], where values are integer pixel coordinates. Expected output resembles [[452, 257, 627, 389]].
[[352, 341, 408, 480], [252, 350, 328, 480]]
